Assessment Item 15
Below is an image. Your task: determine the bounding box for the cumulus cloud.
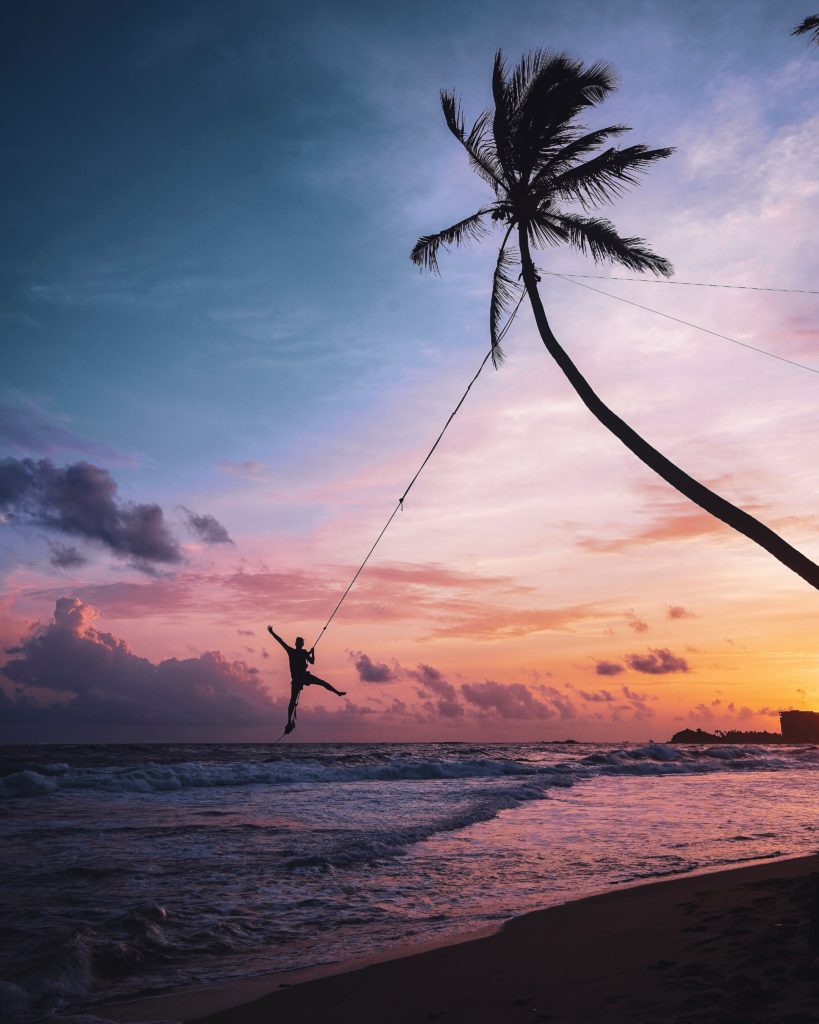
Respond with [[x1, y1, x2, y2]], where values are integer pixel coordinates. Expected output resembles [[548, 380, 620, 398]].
[[48, 542, 87, 569], [1, 597, 278, 729], [350, 650, 401, 684], [626, 613, 649, 634], [625, 647, 690, 675], [460, 680, 559, 720], [181, 507, 233, 544], [594, 660, 624, 676], [539, 685, 577, 721], [0, 458, 181, 568], [408, 663, 463, 718]]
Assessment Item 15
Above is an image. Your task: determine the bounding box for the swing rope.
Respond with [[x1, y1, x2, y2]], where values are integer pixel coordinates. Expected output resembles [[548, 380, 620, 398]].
[[311, 293, 525, 649]]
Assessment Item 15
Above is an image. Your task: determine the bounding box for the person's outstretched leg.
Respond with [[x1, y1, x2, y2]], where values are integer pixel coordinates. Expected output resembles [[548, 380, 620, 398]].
[[285, 687, 300, 733], [307, 675, 346, 697]]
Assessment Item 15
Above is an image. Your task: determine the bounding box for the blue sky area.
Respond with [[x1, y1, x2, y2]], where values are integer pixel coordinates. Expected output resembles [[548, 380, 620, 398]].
[[3, 0, 812, 498]]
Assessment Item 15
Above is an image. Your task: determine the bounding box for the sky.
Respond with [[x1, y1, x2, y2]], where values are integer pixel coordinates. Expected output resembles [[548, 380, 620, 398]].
[[1, 0, 817, 743]]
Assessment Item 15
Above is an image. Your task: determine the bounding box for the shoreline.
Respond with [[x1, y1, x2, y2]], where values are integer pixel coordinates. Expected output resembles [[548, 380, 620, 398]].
[[101, 852, 819, 1024]]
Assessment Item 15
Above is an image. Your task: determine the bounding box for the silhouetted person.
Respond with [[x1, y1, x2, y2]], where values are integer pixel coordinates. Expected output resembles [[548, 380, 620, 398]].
[[267, 626, 346, 734]]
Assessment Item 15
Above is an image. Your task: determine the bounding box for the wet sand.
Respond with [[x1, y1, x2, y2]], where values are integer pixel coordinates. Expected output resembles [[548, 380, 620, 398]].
[[106, 854, 819, 1024]]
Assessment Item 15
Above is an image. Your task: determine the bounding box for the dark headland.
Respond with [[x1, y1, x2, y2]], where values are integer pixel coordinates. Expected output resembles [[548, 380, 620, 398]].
[[671, 709, 819, 744]]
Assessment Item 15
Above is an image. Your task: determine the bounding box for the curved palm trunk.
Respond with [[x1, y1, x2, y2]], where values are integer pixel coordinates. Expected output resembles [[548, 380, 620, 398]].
[[517, 224, 819, 590]]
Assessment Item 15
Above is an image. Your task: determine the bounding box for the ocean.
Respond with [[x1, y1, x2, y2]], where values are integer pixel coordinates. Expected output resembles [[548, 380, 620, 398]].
[[2, 740, 819, 1023]]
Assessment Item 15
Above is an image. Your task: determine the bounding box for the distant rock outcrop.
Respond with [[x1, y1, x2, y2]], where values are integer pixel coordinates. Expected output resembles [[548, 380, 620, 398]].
[[670, 727, 785, 744]]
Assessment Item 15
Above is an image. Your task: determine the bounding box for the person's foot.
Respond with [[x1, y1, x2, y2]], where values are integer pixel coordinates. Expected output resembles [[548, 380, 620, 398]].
[[284, 722, 295, 734], [337, 691, 347, 697]]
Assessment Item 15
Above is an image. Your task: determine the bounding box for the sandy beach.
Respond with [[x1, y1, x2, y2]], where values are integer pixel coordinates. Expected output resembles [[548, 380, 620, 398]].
[[100, 854, 819, 1024]]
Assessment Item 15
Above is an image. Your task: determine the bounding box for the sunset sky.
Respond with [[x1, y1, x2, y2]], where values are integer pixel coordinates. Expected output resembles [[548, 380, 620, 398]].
[[2, 0, 817, 742]]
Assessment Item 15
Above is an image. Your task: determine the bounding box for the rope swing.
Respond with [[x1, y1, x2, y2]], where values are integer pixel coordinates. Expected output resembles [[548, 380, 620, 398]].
[[311, 293, 525, 650]]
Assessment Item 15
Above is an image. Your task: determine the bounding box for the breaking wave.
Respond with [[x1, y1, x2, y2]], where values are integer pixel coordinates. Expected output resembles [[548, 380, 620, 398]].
[[2, 741, 817, 800]]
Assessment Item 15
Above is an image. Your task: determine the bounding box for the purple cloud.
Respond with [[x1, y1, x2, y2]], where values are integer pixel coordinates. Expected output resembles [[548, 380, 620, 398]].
[[181, 507, 233, 544], [0, 458, 181, 568], [577, 688, 616, 702], [621, 685, 656, 717], [460, 680, 557, 720], [48, 542, 88, 569], [539, 685, 577, 721], [1, 597, 278, 729], [594, 660, 624, 676], [408, 663, 463, 717], [625, 647, 690, 675], [350, 651, 400, 684]]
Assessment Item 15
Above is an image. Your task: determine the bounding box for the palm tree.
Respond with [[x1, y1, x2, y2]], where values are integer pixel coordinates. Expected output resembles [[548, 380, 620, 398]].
[[793, 15, 819, 44], [411, 50, 819, 590]]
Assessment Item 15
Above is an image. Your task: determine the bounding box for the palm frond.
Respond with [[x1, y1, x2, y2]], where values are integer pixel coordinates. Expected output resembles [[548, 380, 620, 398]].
[[510, 54, 619, 175], [544, 144, 674, 209], [440, 92, 505, 189], [549, 213, 673, 276], [494, 50, 621, 180], [410, 210, 490, 274], [527, 213, 570, 249], [531, 124, 630, 183], [577, 60, 619, 104], [491, 51, 517, 180], [505, 49, 553, 112], [489, 233, 523, 366], [465, 110, 505, 188], [792, 14, 819, 42]]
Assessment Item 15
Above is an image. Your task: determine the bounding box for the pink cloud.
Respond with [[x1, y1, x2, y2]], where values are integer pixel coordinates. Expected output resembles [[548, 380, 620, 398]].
[[667, 605, 695, 619], [579, 511, 725, 553], [626, 611, 649, 633], [362, 563, 527, 592], [425, 605, 603, 640], [29, 576, 205, 618]]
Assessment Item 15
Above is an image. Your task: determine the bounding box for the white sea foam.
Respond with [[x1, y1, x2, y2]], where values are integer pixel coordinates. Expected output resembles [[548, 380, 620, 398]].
[[285, 777, 550, 869], [3, 743, 815, 800]]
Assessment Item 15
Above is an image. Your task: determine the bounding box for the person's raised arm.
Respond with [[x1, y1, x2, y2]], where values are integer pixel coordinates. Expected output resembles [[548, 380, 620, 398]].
[[267, 625, 289, 650], [307, 647, 315, 665]]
